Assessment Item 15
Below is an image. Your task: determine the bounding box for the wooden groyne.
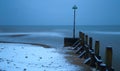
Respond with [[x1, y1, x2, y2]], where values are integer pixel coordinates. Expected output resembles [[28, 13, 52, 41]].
[[64, 32, 114, 71]]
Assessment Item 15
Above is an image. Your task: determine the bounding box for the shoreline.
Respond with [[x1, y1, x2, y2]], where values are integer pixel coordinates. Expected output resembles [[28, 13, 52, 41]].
[[0, 41, 51, 48], [0, 33, 93, 71]]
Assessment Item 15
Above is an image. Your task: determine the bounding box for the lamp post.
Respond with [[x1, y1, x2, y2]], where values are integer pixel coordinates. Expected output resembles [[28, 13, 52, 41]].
[[72, 5, 78, 38]]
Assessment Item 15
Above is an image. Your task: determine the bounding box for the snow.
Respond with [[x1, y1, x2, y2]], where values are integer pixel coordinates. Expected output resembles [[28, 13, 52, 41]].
[[0, 43, 81, 71]]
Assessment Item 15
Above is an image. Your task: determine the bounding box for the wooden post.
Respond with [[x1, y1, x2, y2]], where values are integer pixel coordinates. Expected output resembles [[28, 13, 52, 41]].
[[79, 32, 83, 47], [79, 32, 83, 39], [105, 47, 113, 70], [79, 32, 83, 45], [81, 33, 85, 46], [75, 32, 85, 54], [85, 35, 88, 45], [89, 37, 92, 50], [95, 41, 100, 58]]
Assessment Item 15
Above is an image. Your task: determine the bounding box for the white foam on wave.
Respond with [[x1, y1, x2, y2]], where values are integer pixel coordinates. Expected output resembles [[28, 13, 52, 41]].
[[35, 32, 65, 37], [91, 31, 120, 35], [0, 32, 65, 37]]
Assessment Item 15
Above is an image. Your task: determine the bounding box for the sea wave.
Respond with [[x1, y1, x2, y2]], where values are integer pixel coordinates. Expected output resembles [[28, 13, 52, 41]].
[[91, 31, 120, 35], [32, 32, 65, 37], [0, 32, 65, 37]]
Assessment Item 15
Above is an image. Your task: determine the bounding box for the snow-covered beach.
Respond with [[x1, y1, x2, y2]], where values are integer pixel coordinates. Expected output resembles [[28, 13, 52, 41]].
[[0, 33, 92, 71], [0, 43, 82, 71]]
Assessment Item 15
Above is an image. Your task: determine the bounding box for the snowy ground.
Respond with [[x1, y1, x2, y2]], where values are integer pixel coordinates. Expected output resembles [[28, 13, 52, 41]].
[[0, 43, 83, 71], [0, 32, 93, 71]]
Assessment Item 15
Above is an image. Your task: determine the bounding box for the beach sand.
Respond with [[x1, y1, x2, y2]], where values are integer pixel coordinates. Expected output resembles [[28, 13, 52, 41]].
[[0, 33, 92, 71]]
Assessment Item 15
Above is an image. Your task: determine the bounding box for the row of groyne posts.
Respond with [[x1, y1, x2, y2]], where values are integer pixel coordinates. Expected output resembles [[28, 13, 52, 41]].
[[64, 32, 114, 71]]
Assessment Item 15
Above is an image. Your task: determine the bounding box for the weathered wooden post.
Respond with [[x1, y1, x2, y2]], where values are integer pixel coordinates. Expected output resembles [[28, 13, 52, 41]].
[[89, 37, 93, 50], [83, 37, 93, 61], [75, 32, 85, 54], [79, 31, 83, 45], [85, 35, 88, 45], [95, 41, 101, 59], [81, 32, 85, 46], [79, 32, 82, 38], [105, 47, 114, 71]]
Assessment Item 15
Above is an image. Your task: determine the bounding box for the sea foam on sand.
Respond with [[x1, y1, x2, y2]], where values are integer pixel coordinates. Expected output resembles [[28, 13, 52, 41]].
[[0, 43, 82, 71]]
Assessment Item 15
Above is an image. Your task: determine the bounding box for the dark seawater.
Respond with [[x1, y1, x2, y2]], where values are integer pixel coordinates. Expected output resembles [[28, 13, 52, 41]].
[[0, 25, 120, 71]]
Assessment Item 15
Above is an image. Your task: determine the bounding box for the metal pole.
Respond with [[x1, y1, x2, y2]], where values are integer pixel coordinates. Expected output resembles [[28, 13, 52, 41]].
[[72, 5, 77, 38], [73, 9, 76, 38]]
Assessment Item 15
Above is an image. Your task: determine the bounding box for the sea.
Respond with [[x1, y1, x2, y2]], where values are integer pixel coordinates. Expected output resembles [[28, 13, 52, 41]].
[[0, 25, 120, 71]]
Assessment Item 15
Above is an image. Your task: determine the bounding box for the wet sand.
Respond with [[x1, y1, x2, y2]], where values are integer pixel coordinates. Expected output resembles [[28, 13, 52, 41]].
[[0, 41, 50, 48]]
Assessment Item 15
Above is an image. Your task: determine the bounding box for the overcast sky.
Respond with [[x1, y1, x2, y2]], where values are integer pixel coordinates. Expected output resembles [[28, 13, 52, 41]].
[[0, 0, 120, 25]]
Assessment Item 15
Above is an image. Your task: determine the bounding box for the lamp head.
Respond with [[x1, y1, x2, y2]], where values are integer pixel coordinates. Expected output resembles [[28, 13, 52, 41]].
[[72, 5, 78, 9]]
